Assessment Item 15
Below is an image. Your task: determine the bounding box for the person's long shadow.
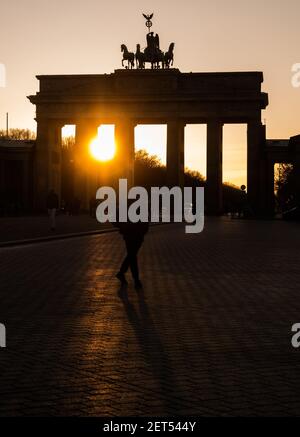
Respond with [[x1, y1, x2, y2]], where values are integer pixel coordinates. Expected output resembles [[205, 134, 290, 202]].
[[118, 285, 183, 414]]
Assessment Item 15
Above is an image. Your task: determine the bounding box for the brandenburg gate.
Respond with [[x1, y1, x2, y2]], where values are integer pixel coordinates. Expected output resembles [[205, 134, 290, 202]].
[[28, 68, 268, 214]]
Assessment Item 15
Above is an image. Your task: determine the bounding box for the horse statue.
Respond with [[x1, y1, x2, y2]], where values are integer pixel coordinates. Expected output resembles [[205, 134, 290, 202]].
[[121, 44, 135, 69], [135, 44, 145, 69], [150, 49, 165, 69], [164, 43, 175, 68]]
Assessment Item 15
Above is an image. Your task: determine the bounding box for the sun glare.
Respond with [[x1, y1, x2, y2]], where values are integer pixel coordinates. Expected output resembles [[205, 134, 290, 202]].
[[89, 125, 116, 162]]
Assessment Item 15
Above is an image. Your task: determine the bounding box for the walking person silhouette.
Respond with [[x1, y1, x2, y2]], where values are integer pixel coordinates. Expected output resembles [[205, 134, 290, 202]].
[[114, 201, 149, 289]]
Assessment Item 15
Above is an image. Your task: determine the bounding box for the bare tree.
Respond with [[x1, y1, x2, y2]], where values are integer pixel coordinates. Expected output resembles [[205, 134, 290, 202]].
[[0, 128, 36, 140], [62, 135, 75, 149]]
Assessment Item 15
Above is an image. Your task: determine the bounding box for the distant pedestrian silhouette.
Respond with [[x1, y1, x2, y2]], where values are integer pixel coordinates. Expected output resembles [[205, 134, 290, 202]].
[[239, 185, 254, 218], [46, 189, 59, 231], [114, 204, 149, 289]]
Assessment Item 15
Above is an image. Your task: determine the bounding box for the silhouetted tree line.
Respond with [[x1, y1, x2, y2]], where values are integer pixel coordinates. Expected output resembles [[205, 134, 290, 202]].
[[0, 129, 36, 140], [275, 164, 298, 211], [61, 136, 76, 208], [134, 149, 205, 188]]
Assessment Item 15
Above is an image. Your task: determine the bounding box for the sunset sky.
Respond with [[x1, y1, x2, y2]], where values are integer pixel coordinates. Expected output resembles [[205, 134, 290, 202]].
[[1, 0, 300, 185]]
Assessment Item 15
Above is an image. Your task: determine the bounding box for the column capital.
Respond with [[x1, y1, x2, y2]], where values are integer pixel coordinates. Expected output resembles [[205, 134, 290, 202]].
[[75, 119, 100, 129], [207, 119, 224, 127], [114, 117, 137, 128], [167, 118, 186, 125], [36, 118, 65, 129]]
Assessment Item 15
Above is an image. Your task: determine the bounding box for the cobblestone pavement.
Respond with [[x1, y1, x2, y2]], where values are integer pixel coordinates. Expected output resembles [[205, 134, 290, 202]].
[[0, 218, 300, 416]]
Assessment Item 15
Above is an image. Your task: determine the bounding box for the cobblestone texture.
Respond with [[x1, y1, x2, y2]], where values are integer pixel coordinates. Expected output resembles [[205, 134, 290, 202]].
[[0, 218, 300, 416]]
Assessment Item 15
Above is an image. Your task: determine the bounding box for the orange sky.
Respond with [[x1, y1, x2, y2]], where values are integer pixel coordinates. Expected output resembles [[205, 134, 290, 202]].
[[1, 0, 300, 186]]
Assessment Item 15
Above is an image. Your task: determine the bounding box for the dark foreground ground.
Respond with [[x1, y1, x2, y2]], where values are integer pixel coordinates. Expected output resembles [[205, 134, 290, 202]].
[[0, 214, 109, 244], [0, 218, 300, 416]]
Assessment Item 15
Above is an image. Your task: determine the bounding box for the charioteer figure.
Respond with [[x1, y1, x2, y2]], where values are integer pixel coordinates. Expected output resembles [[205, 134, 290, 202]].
[[146, 32, 160, 55]]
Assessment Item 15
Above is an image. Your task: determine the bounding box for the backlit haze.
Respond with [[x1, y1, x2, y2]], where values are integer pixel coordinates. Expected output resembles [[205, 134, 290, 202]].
[[1, 0, 300, 186]]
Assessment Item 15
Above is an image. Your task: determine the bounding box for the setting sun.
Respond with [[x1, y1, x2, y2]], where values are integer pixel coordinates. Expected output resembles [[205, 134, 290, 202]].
[[89, 125, 116, 162]]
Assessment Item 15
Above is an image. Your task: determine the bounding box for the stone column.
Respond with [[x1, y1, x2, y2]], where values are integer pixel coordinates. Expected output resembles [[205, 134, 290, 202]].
[[34, 119, 62, 211], [206, 121, 223, 215], [166, 120, 185, 188], [74, 121, 99, 211], [247, 121, 264, 215], [114, 119, 135, 188]]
